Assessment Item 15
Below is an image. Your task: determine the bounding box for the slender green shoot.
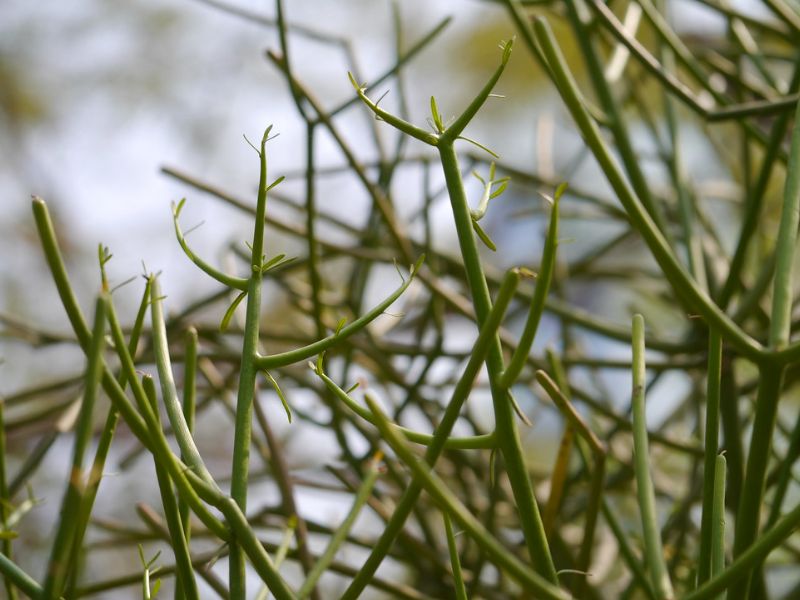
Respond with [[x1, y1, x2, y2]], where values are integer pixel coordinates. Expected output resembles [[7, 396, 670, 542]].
[[631, 314, 674, 600]]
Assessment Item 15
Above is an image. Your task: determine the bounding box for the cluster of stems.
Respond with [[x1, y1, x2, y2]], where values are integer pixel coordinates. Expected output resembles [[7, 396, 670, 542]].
[[3, 1, 800, 598]]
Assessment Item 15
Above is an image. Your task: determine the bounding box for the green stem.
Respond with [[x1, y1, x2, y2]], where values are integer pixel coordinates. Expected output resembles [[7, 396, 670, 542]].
[[439, 140, 557, 583], [698, 330, 723, 586], [365, 395, 570, 600], [730, 364, 784, 599], [297, 455, 380, 598], [711, 454, 727, 594], [0, 553, 41, 600], [632, 315, 674, 600], [444, 512, 468, 600], [501, 194, 560, 386], [142, 374, 199, 600], [42, 296, 106, 600], [255, 259, 421, 369], [229, 126, 273, 598], [150, 277, 215, 487], [531, 17, 763, 362], [341, 269, 519, 598]]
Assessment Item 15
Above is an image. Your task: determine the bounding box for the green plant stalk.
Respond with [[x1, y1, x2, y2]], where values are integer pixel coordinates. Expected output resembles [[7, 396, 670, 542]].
[[141, 374, 199, 600], [444, 512, 468, 600], [66, 281, 152, 597], [698, 330, 723, 586], [768, 98, 800, 352], [364, 395, 570, 600], [711, 454, 727, 591], [135, 505, 228, 599], [632, 315, 674, 600], [172, 199, 248, 291], [717, 63, 800, 309], [730, 98, 800, 599], [0, 399, 17, 600], [179, 326, 198, 542], [317, 372, 495, 449], [536, 369, 606, 598], [766, 409, 800, 529], [438, 139, 557, 583], [501, 195, 559, 386], [150, 277, 216, 488], [562, 0, 670, 239], [340, 269, 518, 598], [42, 296, 106, 600], [31, 198, 230, 540], [530, 18, 763, 362], [542, 349, 576, 538], [297, 455, 380, 598], [684, 482, 800, 600], [730, 363, 784, 600], [0, 553, 41, 600], [255, 260, 420, 369], [104, 298, 229, 539], [229, 127, 272, 599], [601, 499, 657, 600]]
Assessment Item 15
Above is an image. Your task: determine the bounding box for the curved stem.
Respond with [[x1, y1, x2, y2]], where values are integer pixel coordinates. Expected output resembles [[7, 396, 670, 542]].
[[531, 18, 763, 362]]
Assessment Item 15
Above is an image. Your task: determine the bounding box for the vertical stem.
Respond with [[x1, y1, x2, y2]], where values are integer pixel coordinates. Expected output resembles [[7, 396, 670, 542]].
[[730, 364, 784, 600], [305, 123, 325, 339], [176, 326, 198, 600], [230, 127, 272, 599], [731, 98, 800, 599], [438, 141, 557, 584], [632, 314, 674, 600], [698, 331, 722, 585], [711, 454, 727, 595], [42, 296, 107, 600], [444, 512, 468, 600], [142, 375, 199, 600]]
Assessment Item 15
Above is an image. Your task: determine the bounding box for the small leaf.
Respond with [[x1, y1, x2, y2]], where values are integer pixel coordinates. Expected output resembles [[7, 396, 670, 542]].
[[264, 371, 292, 423], [412, 253, 426, 275], [345, 381, 360, 394], [151, 579, 162, 597], [335, 317, 347, 336], [471, 170, 486, 185], [266, 175, 285, 192], [501, 37, 514, 64], [220, 291, 248, 332], [173, 198, 187, 218], [262, 255, 296, 273], [457, 135, 499, 158], [261, 254, 286, 271], [430, 96, 444, 132], [489, 179, 509, 200], [472, 220, 497, 251]]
